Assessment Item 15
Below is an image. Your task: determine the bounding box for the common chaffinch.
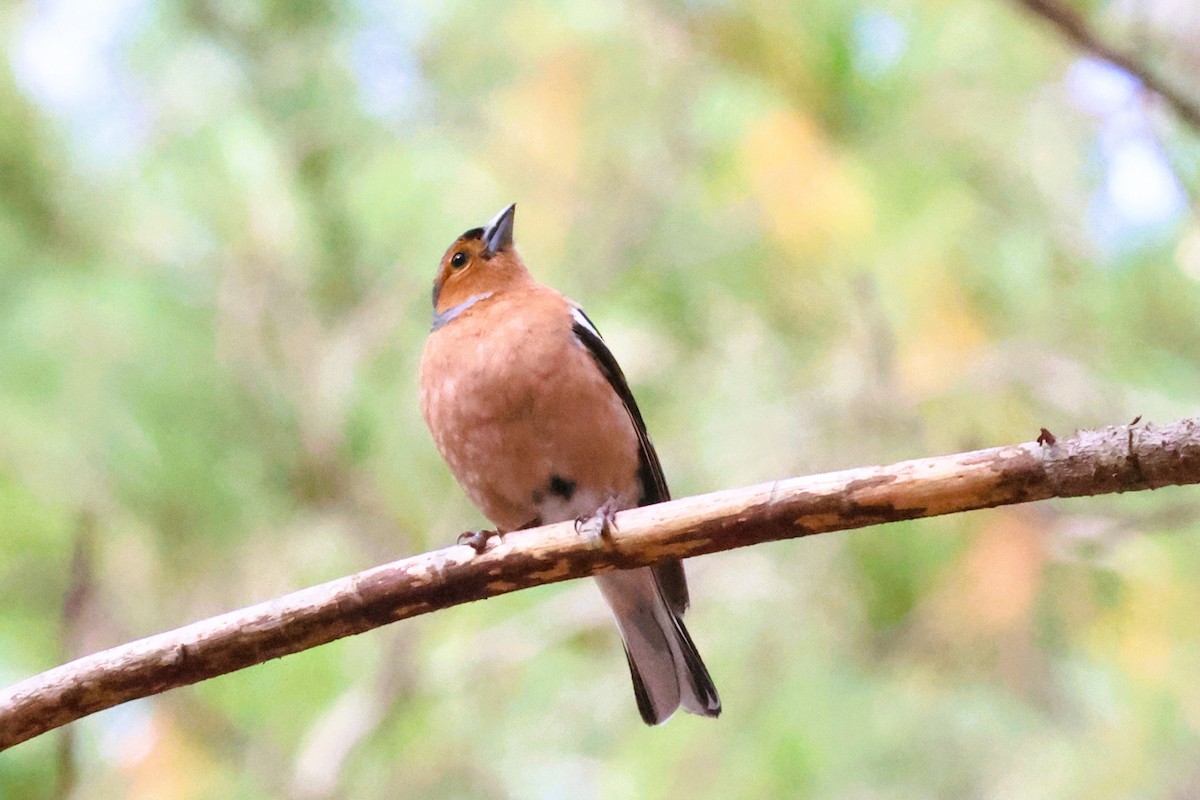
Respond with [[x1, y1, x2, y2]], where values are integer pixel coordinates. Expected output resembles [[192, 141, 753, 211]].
[[418, 204, 720, 725]]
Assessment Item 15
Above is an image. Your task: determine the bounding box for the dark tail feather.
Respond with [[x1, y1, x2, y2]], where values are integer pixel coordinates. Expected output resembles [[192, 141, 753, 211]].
[[623, 644, 659, 725], [670, 610, 721, 717], [595, 568, 720, 725]]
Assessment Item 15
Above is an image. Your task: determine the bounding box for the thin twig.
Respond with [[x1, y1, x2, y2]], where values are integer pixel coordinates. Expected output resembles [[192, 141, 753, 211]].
[[1014, 0, 1200, 131], [2, 416, 1199, 751]]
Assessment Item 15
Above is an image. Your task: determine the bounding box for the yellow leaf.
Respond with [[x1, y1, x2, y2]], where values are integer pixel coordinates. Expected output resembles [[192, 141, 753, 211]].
[[740, 109, 874, 259]]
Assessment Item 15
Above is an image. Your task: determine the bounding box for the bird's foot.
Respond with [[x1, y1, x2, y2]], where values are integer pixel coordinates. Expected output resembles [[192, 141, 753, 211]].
[[574, 497, 621, 544], [456, 529, 500, 554]]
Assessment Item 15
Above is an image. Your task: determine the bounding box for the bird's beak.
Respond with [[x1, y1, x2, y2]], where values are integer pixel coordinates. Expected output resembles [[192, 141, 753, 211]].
[[481, 203, 516, 257]]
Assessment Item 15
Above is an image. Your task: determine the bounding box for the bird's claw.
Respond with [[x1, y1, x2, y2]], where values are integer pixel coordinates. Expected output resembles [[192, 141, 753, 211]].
[[457, 529, 499, 554], [574, 498, 621, 544]]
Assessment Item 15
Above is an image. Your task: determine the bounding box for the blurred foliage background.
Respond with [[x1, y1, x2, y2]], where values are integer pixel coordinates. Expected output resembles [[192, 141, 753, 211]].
[[1, 0, 1199, 797]]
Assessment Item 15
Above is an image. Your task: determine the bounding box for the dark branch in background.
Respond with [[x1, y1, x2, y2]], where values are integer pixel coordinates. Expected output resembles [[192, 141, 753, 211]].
[[1013, 0, 1200, 131], [53, 516, 95, 800], [3, 417, 1200, 751]]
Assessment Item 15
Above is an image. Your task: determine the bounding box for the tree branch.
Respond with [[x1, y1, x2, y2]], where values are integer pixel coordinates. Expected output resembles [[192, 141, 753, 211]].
[[3, 417, 1200, 750], [1013, 0, 1200, 131]]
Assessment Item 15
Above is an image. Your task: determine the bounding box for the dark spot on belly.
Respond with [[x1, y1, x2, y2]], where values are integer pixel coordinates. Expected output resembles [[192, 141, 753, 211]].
[[547, 474, 576, 501]]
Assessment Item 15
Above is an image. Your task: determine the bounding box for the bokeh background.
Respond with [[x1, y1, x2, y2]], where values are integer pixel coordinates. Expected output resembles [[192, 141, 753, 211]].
[[2, 0, 1200, 797]]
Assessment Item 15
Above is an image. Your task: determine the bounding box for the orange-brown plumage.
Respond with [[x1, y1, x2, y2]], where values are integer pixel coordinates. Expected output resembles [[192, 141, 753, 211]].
[[429, 224, 535, 321], [420, 283, 642, 531], [418, 204, 720, 725]]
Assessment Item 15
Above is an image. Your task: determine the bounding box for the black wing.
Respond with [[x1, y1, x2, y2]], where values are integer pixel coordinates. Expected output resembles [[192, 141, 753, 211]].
[[570, 307, 689, 614]]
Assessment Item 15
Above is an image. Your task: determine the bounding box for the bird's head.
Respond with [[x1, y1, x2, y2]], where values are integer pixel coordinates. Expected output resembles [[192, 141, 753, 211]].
[[431, 203, 531, 317]]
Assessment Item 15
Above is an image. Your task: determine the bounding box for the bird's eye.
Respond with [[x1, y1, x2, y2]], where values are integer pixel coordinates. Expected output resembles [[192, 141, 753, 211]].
[[450, 252, 468, 269]]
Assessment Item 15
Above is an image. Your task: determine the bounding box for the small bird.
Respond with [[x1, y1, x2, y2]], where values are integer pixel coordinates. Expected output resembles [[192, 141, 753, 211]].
[[418, 204, 720, 725]]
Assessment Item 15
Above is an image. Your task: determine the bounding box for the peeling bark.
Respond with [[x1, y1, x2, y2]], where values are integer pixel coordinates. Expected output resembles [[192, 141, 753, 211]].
[[2, 417, 1199, 750]]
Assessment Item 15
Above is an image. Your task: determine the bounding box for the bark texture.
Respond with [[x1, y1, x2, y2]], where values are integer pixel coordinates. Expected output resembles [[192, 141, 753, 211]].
[[2, 417, 1199, 750]]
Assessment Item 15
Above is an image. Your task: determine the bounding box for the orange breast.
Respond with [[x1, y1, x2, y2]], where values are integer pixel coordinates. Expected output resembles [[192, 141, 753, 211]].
[[418, 286, 642, 531]]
